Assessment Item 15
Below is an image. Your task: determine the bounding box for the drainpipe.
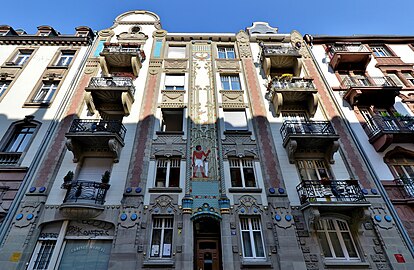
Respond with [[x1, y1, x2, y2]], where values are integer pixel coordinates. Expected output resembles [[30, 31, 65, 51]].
[[305, 43, 414, 257], [0, 35, 97, 246]]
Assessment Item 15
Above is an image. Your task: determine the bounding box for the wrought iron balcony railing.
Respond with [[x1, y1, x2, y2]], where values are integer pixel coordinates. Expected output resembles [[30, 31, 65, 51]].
[[68, 119, 127, 140], [341, 76, 397, 88], [261, 45, 300, 57], [280, 121, 336, 144], [297, 179, 366, 204], [62, 180, 110, 205], [395, 178, 414, 199], [102, 44, 145, 62], [328, 44, 369, 56], [0, 152, 21, 165], [362, 115, 414, 138], [88, 77, 136, 95], [267, 77, 315, 92]]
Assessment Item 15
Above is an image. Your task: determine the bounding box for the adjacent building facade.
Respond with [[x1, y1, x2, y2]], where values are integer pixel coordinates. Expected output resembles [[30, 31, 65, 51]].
[[0, 10, 413, 270]]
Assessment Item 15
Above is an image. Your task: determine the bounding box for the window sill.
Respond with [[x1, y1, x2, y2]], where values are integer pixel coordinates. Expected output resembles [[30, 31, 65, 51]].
[[156, 131, 184, 135], [23, 102, 51, 108], [241, 260, 272, 268], [229, 187, 262, 193], [47, 65, 69, 69], [148, 187, 182, 193], [324, 260, 370, 268], [224, 130, 252, 135], [142, 259, 174, 267]]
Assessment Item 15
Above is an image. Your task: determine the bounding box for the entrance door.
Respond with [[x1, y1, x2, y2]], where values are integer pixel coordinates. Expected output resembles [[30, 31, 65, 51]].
[[194, 217, 222, 270], [196, 240, 220, 270]]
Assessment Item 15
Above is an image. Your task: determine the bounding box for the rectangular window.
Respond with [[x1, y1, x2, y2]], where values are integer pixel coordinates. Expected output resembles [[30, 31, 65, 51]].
[[220, 75, 241, 90], [167, 46, 186, 58], [224, 110, 248, 131], [240, 217, 265, 259], [218, 46, 235, 59], [316, 219, 359, 261], [160, 109, 184, 132], [0, 80, 10, 98], [371, 46, 391, 57], [55, 51, 75, 66], [31, 81, 59, 104], [296, 160, 331, 181], [155, 157, 180, 187], [150, 217, 173, 258], [12, 50, 32, 66], [229, 158, 256, 187], [3, 125, 36, 152], [164, 74, 185, 90], [31, 240, 56, 270], [403, 72, 414, 86], [387, 73, 404, 87]]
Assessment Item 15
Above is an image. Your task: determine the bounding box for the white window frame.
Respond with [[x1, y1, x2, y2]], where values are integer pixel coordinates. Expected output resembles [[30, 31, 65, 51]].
[[387, 73, 404, 87], [32, 81, 58, 103], [220, 75, 241, 90], [164, 74, 185, 90], [155, 157, 181, 187], [403, 72, 414, 86], [223, 110, 248, 131], [150, 216, 174, 258], [28, 240, 57, 270], [55, 51, 75, 67], [217, 46, 235, 59], [167, 46, 186, 59], [13, 50, 32, 66], [160, 108, 184, 132], [0, 80, 10, 98], [316, 218, 360, 261], [229, 157, 256, 187], [239, 216, 265, 259], [371, 46, 391, 57]]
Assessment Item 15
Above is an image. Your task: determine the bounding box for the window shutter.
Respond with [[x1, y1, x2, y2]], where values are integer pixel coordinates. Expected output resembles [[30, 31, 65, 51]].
[[224, 110, 248, 130], [164, 75, 185, 87]]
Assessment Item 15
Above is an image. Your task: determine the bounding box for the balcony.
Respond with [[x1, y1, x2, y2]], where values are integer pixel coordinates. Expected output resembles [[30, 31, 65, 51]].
[[266, 77, 318, 116], [341, 76, 401, 107], [260, 44, 301, 78], [0, 152, 21, 165], [84, 77, 135, 117], [65, 119, 126, 162], [60, 180, 110, 219], [280, 121, 340, 163], [327, 44, 371, 71], [99, 43, 145, 76], [394, 178, 414, 200], [362, 115, 414, 152]]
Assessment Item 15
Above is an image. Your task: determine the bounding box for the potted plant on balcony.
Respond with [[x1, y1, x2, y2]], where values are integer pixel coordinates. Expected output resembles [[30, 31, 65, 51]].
[[101, 170, 111, 189], [62, 171, 74, 189]]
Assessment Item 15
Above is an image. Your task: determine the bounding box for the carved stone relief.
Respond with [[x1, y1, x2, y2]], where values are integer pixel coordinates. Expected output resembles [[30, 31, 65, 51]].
[[236, 31, 252, 58], [164, 59, 188, 70], [215, 59, 240, 73], [222, 134, 258, 158], [152, 134, 186, 158]]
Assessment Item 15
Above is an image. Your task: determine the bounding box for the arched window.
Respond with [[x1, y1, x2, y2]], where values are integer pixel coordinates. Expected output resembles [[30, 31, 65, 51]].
[[316, 218, 359, 261]]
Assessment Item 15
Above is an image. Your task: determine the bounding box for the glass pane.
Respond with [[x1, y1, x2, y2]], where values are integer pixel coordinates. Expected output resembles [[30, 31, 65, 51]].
[[341, 232, 358, 258], [242, 231, 253, 257], [317, 232, 332, 258], [162, 229, 173, 257], [230, 77, 241, 90], [221, 77, 230, 90], [230, 168, 242, 187], [243, 168, 256, 187], [329, 232, 345, 258], [218, 51, 226, 59], [227, 51, 235, 59], [169, 167, 180, 187], [151, 229, 161, 257], [156, 168, 167, 187], [58, 240, 111, 270], [253, 231, 264, 257]]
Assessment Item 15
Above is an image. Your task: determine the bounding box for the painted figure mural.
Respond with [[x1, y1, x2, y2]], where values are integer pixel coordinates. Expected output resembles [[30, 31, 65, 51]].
[[192, 145, 211, 178]]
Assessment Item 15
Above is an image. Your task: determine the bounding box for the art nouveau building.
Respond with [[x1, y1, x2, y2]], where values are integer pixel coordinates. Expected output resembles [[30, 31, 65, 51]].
[[0, 25, 94, 227], [0, 10, 413, 270], [311, 35, 414, 253]]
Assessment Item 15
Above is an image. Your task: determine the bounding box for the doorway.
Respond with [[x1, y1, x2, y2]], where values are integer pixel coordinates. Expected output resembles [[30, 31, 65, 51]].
[[194, 217, 222, 270]]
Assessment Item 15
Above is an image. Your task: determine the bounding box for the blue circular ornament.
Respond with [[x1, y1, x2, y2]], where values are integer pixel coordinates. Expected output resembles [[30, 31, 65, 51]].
[[371, 189, 378, 195], [27, 214, 34, 220], [39, 187, 46, 193], [275, 215, 281, 221], [131, 213, 138, 221], [361, 189, 368, 195], [384, 215, 392, 222], [125, 187, 132, 193], [135, 187, 142, 193], [278, 188, 285, 194], [285, 215, 292, 222], [374, 215, 382, 222], [29, 187, 36, 193], [269, 188, 275, 194], [16, 214, 23, 220], [120, 213, 127, 221]]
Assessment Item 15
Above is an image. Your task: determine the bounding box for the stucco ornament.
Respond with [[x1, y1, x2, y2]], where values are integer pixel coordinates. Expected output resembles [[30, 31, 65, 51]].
[[236, 30, 252, 58]]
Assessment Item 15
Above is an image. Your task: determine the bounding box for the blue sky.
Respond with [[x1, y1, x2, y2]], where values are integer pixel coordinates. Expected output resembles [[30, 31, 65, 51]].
[[3, 0, 414, 36]]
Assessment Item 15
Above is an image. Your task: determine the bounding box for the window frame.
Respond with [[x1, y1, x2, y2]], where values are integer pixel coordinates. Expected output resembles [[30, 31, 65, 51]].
[[229, 157, 257, 187], [223, 109, 248, 131], [239, 216, 266, 260], [296, 159, 332, 181], [220, 74, 241, 90], [167, 45, 186, 59], [154, 157, 181, 188], [28, 240, 57, 270], [370, 46, 392, 57], [11, 49, 33, 66], [159, 108, 184, 133], [164, 74, 186, 90], [217, 46, 236, 59], [0, 80, 11, 100], [150, 216, 174, 259], [54, 50, 76, 67], [402, 72, 414, 86]]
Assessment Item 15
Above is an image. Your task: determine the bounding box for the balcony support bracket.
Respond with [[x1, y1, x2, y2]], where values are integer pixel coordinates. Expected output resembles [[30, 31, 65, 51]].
[[287, 139, 297, 164], [121, 92, 132, 116], [66, 138, 81, 163], [326, 141, 340, 164], [99, 56, 110, 76], [302, 206, 320, 232], [84, 92, 96, 115]]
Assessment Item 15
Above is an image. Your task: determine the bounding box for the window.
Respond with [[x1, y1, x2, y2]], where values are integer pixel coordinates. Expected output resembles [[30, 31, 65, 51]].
[[30, 240, 56, 270], [297, 160, 331, 181], [167, 46, 186, 58], [316, 218, 359, 261], [150, 217, 173, 258], [164, 74, 185, 90], [387, 73, 404, 87], [155, 157, 180, 187], [371, 46, 391, 57], [218, 46, 235, 59], [391, 157, 414, 196], [55, 51, 75, 67], [359, 108, 379, 132], [2, 125, 36, 153], [240, 217, 265, 259], [31, 81, 58, 104], [220, 75, 241, 90], [12, 50, 32, 66], [223, 110, 248, 131], [160, 109, 184, 132], [403, 72, 414, 86], [229, 157, 256, 187], [58, 240, 112, 269], [0, 80, 10, 98]]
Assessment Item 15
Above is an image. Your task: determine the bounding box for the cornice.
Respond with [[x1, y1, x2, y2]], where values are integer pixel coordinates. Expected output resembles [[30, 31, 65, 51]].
[[0, 36, 93, 46], [313, 35, 414, 44]]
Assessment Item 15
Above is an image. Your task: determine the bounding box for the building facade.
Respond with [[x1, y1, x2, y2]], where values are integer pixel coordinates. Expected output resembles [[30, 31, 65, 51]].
[[0, 10, 413, 270]]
